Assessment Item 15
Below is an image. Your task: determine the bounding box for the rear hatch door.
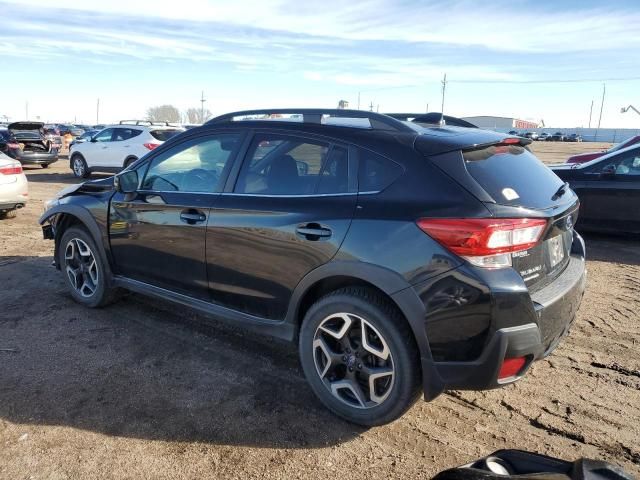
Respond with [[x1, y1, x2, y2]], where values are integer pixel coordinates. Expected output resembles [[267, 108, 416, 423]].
[[428, 142, 579, 292]]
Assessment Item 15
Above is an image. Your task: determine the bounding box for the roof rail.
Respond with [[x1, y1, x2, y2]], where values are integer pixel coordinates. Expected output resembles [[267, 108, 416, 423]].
[[206, 109, 415, 133], [118, 120, 180, 126]]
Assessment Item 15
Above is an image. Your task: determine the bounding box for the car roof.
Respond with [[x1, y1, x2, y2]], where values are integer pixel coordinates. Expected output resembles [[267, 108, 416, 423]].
[[202, 109, 521, 157], [577, 142, 640, 169]]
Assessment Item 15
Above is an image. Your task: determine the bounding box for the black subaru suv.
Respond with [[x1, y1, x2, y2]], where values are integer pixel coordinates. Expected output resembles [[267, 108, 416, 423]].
[[40, 109, 586, 426]]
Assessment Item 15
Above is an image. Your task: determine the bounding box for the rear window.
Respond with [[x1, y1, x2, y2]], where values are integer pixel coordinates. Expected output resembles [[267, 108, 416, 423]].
[[463, 145, 564, 209], [358, 149, 403, 192], [150, 129, 183, 141]]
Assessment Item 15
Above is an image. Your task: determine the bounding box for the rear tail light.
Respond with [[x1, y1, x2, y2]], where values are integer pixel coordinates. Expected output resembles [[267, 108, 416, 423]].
[[417, 218, 547, 268], [0, 163, 23, 175], [143, 142, 160, 150], [498, 356, 528, 380], [6, 142, 20, 149]]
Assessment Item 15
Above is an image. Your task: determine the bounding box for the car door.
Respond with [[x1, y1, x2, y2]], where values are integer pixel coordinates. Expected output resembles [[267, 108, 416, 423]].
[[83, 127, 114, 168], [576, 149, 640, 232], [111, 127, 142, 168], [109, 131, 245, 299], [205, 131, 358, 320]]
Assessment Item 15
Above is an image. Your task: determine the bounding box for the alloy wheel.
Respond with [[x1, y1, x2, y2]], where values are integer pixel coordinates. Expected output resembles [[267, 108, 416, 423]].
[[64, 238, 99, 298], [313, 312, 395, 409], [73, 158, 85, 177]]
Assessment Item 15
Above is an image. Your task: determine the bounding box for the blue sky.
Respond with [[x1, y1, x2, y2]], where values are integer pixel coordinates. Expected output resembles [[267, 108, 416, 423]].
[[1, 0, 639, 128]]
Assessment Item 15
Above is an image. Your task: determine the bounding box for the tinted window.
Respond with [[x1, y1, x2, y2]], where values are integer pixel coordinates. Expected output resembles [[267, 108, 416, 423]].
[[0, 130, 9, 141], [234, 135, 349, 195], [463, 145, 564, 208], [603, 151, 640, 176], [113, 128, 141, 141], [358, 149, 403, 192], [141, 134, 241, 193], [150, 129, 184, 141], [94, 128, 114, 142]]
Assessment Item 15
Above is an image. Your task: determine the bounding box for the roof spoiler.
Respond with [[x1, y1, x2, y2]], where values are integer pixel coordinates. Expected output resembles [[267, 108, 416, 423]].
[[386, 112, 478, 128]]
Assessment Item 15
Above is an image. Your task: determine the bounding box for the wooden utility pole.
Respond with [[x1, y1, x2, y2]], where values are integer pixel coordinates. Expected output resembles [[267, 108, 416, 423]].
[[200, 91, 207, 123], [588, 99, 593, 128], [440, 73, 447, 125]]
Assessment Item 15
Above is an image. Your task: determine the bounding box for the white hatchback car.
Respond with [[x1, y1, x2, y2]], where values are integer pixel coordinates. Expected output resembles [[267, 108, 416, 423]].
[[0, 152, 28, 219], [69, 122, 185, 178]]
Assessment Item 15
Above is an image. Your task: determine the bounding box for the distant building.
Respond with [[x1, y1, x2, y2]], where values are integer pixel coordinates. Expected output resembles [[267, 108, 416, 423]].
[[461, 116, 539, 130]]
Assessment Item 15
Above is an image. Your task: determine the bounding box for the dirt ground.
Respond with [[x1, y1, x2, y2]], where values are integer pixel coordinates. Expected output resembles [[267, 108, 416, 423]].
[[1, 142, 639, 479]]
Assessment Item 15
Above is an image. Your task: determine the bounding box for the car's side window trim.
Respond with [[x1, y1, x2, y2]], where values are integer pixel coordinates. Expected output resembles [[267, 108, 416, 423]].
[[226, 129, 354, 197]]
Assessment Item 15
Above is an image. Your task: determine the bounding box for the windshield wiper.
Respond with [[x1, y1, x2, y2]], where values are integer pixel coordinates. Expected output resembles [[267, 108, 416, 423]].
[[551, 181, 570, 200]]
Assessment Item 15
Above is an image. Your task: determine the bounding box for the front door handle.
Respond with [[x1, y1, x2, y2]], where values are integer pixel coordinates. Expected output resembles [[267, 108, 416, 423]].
[[296, 223, 332, 240], [180, 209, 207, 224]]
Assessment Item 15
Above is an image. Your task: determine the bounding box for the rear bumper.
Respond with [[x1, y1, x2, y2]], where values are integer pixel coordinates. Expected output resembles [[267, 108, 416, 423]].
[[12, 151, 59, 165], [409, 231, 586, 400]]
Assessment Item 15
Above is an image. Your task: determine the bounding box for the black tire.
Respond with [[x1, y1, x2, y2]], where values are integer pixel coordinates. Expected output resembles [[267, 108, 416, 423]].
[[299, 287, 421, 426], [0, 209, 17, 219], [123, 157, 138, 169], [71, 154, 90, 179], [58, 226, 119, 308], [41, 164, 49, 169]]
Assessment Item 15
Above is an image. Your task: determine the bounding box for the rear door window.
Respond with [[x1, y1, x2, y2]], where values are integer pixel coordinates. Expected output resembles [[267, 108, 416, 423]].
[[463, 145, 565, 209], [358, 149, 403, 192], [234, 134, 350, 195]]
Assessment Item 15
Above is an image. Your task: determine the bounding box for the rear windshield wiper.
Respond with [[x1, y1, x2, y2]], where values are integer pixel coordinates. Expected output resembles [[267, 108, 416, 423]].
[[551, 181, 570, 200]]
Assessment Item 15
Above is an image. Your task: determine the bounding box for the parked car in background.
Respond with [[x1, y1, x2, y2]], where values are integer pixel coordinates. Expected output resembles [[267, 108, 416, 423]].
[[523, 132, 539, 141], [58, 124, 84, 136], [1, 122, 59, 168], [42, 109, 585, 425], [550, 132, 566, 142], [43, 125, 63, 150], [69, 129, 99, 148], [508, 130, 520, 136], [551, 144, 640, 234], [93, 124, 107, 130], [566, 133, 583, 142], [69, 123, 185, 178], [0, 152, 28, 219], [566, 135, 640, 164], [539, 132, 551, 141]]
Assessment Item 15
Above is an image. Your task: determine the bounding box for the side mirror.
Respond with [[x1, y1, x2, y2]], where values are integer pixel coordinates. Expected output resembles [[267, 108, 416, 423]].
[[601, 164, 616, 177], [115, 170, 138, 194]]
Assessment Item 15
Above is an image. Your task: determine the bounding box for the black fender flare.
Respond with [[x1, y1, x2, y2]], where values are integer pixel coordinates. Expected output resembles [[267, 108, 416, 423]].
[[284, 260, 443, 397], [39, 204, 114, 285]]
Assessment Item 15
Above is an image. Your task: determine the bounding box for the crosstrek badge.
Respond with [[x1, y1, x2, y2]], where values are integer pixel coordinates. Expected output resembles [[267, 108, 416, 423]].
[[502, 187, 520, 200]]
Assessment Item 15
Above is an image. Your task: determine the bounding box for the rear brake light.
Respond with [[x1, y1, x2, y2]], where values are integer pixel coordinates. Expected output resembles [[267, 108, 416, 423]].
[[498, 356, 527, 380], [500, 138, 521, 145], [143, 143, 160, 150], [417, 218, 547, 268], [6, 142, 20, 149], [0, 163, 23, 175]]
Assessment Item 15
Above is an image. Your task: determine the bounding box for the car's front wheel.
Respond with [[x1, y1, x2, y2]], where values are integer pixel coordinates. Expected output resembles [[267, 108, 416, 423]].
[[71, 155, 90, 178], [58, 226, 118, 308], [299, 287, 421, 426]]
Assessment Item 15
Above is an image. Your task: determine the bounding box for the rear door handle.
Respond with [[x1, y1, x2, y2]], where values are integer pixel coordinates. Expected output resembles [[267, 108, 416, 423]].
[[180, 209, 207, 224], [296, 223, 332, 240]]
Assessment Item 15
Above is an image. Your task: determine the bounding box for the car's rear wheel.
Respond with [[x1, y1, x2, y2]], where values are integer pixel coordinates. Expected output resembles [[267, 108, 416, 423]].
[[71, 155, 90, 178], [41, 164, 49, 169], [58, 226, 118, 308], [123, 156, 138, 169], [299, 287, 421, 426]]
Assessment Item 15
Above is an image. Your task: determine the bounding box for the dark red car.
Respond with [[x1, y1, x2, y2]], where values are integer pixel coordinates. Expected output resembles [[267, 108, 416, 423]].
[[566, 135, 640, 163]]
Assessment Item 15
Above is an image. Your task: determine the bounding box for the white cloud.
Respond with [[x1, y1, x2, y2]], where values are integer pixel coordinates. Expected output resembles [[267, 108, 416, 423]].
[[2, 0, 638, 53]]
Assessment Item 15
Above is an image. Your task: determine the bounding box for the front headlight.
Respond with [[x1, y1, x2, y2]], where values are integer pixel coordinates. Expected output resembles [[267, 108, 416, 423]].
[[43, 197, 60, 212]]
